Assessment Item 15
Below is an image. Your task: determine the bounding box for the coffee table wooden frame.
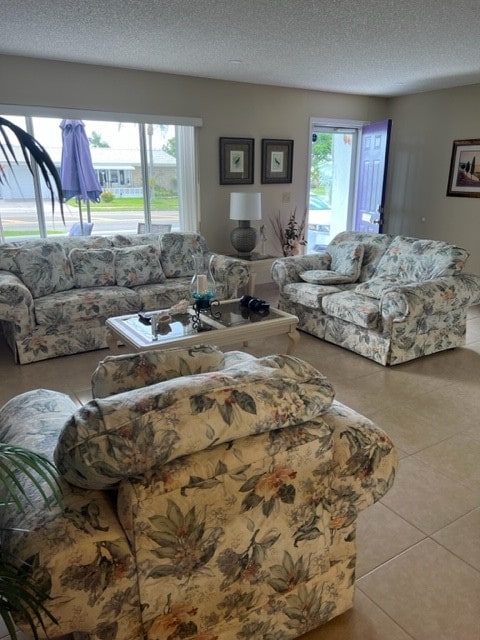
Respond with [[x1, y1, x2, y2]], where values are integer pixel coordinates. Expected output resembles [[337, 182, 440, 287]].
[[106, 300, 299, 355]]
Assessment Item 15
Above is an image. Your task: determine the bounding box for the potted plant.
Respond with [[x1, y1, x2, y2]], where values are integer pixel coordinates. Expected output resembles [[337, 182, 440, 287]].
[[270, 207, 308, 256], [0, 443, 63, 640]]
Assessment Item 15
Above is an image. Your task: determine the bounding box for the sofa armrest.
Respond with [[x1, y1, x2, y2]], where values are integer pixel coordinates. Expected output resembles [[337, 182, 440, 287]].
[[380, 274, 480, 325], [324, 401, 398, 515], [271, 253, 332, 287], [209, 253, 250, 298], [0, 269, 35, 334]]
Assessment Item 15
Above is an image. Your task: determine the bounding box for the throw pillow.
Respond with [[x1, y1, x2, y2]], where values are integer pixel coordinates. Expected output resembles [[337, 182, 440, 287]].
[[69, 248, 115, 288], [114, 245, 166, 287], [13, 243, 74, 298], [355, 276, 414, 299], [160, 232, 209, 277], [55, 354, 335, 489], [300, 269, 357, 285], [327, 242, 364, 280]]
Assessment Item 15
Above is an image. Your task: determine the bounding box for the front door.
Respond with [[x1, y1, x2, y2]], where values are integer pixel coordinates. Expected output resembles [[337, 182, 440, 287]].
[[354, 119, 392, 233]]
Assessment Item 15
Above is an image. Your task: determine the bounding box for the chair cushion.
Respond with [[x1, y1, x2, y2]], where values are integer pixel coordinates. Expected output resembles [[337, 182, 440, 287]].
[[69, 248, 115, 288], [114, 245, 166, 287], [13, 243, 74, 298], [55, 354, 335, 490]]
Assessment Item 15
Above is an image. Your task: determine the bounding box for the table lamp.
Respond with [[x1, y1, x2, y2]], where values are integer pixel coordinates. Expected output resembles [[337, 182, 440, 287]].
[[229, 192, 262, 256]]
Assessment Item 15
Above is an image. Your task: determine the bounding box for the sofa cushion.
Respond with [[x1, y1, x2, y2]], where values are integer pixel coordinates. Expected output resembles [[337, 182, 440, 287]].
[[300, 270, 358, 285], [114, 245, 166, 287], [327, 242, 364, 278], [34, 285, 140, 325], [374, 236, 469, 281], [160, 232, 209, 277], [69, 248, 115, 288], [322, 291, 380, 329], [329, 232, 393, 281], [13, 243, 74, 298], [92, 344, 226, 398], [283, 282, 344, 308], [54, 354, 335, 489]]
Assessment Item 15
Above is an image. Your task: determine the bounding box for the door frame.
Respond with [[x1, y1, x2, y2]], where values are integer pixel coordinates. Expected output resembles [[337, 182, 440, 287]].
[[307, 117, 368, 234]]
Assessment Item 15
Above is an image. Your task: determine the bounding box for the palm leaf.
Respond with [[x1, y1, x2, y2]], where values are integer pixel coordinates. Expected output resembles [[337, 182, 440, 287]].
[[0, 443, 63, 639], [0, 444, 62, 511], [0, 117, 64, 223]]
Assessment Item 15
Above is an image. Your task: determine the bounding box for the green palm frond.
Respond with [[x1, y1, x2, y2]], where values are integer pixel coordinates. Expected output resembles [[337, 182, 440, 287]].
[[0, 443, 63, 639], [0, 444, 62, 511], [0, 558, 56, 640], [0, 116, 64, 223]]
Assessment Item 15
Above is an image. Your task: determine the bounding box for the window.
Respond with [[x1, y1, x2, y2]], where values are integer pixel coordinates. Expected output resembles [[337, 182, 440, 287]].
[[0, 111, 201, 242]]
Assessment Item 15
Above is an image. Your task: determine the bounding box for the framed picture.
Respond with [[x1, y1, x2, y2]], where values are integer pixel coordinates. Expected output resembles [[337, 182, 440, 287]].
[[261, 139, 294, 184], [219, 137, 254, 185], [447, 138, 480, 197]]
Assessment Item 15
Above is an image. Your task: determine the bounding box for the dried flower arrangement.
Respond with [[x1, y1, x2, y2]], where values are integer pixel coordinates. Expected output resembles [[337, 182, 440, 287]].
[[270, 208, 308, 256]]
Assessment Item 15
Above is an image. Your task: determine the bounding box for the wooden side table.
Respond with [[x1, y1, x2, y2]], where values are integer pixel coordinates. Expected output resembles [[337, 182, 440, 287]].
[[228, 253, 278, 296]]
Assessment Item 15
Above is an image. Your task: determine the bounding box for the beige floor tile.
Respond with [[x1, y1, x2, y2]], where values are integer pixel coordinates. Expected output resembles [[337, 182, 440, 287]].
[[413, 434, 480, 492], [364, 401, 459, 455], [381, 456, 480, 534], [356, 502, 425, 577], [358, 538, 480, 640], [298, 589, 413, 639], [433, 507, 480, 571]]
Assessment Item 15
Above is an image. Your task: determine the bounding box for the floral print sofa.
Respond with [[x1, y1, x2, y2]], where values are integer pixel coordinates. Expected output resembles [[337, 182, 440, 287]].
[[0, 232, 249, 364], [272, 231, 480, 365], [0, 345, 397, 640]]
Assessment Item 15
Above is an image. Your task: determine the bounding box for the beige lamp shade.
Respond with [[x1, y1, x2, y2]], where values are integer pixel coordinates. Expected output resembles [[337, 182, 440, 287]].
[[229, 192, 262, 221]]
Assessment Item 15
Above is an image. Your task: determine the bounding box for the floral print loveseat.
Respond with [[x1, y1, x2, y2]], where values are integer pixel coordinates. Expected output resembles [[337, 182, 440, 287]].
[[1, 345, 397, 640], [0, 232, 248, 364], [272, 231, 480, 365]]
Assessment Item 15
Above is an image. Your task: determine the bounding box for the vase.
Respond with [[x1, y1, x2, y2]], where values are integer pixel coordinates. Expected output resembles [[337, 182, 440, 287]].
[[190, 254, 217, 308]]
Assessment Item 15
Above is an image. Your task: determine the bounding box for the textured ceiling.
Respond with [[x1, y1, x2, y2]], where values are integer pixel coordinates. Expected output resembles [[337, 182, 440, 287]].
[[1, 0, 480, 97]]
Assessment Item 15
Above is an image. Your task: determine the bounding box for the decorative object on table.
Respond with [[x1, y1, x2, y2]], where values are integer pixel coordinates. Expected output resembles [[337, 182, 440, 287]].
[[446, 138, 480, 197], [190, 254, 221, 330], [270, 207, 307, 256], [239, 294, 270, 315], [151, 313, 172, 340], [168, 299, 191, 316], [229, 191, 262, 256], [219, 137, 254, 185], [60, 120, 103, 233], [261, 138, 294, 184], [259, 224, 267, 254]]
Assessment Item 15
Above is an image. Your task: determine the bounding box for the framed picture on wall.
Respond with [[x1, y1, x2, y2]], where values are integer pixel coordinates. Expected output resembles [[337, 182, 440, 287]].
[[447, 138, 480, 197], [261, 138, 294, 184], [219, 137, 254, 185]]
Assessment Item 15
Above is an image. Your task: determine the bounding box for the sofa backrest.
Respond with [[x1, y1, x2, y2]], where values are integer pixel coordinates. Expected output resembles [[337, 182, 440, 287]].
[[373, 236, 469, 281], [329, 232, 393, 282], [55, 354, 335, 490], [159, 232, 209, 277]]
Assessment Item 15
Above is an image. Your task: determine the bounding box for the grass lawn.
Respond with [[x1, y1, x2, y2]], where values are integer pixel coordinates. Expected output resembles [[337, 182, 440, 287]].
[[89, 197, 179, 211]]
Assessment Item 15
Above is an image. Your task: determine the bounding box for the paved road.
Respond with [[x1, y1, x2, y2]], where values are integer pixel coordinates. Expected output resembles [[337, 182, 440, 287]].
[[0, 199, 179, 237]]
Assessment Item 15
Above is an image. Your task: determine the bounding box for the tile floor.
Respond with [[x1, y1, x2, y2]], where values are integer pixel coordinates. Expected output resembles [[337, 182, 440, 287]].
[[1, 289, 479, 640]]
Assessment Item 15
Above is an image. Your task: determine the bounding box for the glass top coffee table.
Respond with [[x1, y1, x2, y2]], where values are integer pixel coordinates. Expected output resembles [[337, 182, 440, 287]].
[[106, 299, 299, 354]]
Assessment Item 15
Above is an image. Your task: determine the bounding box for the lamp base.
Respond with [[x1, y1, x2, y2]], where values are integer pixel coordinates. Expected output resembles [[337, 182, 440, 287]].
[[231, 221, 258, 255]]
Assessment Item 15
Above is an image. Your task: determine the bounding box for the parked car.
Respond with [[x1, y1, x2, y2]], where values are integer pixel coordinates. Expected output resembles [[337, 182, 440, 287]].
[[307, 193, 331, 251]]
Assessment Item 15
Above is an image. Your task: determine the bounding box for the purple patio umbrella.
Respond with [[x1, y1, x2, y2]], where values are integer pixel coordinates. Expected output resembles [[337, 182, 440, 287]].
[[60, 119, 102, 232]]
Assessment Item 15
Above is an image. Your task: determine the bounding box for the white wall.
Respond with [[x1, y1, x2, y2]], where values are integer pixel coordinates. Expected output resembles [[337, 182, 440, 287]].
[[386, 85, 480, 274], [0, 55, 387, 255]]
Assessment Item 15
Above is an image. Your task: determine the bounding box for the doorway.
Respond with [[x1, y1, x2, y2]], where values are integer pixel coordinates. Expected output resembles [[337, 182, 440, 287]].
[[307, 118, 391, 251]]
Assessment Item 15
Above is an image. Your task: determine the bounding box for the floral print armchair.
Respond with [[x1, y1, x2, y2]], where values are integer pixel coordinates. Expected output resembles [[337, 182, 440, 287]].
[[1, 345, 397, 639]]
